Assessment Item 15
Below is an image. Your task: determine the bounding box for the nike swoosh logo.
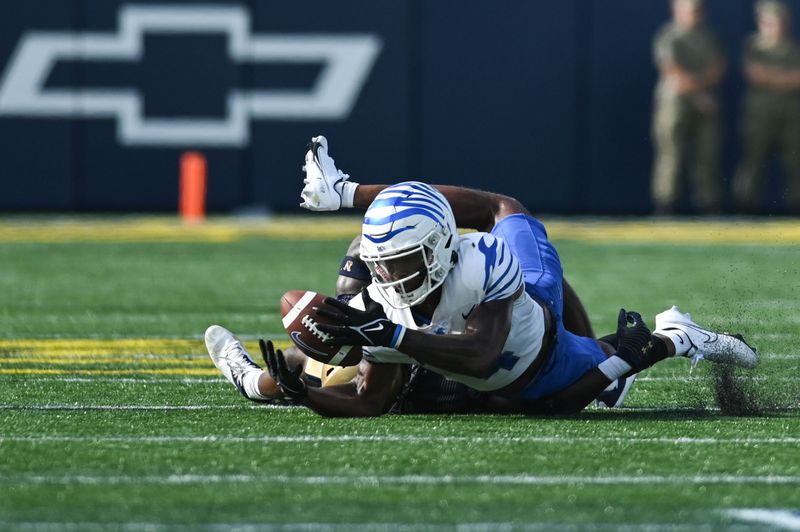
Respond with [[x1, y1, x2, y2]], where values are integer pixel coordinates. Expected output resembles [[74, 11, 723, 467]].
[[686, 324, 717, 343], [462, 305, 476, 320], [290, 331, 331, 357], [363, 323, 385, 333]]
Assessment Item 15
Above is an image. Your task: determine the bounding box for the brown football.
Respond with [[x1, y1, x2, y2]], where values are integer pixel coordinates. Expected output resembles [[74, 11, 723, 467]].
[[280, 290, 362, 367]]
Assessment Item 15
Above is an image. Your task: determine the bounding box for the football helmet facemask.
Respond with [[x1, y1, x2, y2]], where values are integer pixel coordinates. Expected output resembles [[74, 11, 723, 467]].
[[359, 182, 458, 309]]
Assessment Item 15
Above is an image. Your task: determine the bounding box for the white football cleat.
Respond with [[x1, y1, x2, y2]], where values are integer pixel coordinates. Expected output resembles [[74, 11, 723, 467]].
[[300, 135, 354, 211], [205, 325, 266, 400], [654, 306, 758, 370]]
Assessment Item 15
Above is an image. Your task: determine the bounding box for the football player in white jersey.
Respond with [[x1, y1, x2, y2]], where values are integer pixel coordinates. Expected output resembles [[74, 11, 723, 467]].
[[206, 136, 758, 416]]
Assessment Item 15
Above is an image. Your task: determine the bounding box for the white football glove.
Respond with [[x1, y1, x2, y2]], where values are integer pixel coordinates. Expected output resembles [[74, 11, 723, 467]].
[[300, 135, 359, 211]]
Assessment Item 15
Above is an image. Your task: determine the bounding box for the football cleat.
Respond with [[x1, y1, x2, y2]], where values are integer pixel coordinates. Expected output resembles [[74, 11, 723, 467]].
[[205, 325, 268, 401], [654, 306, 758, 370], [596, 374, 637, 408], [300, 135, 352, 211]]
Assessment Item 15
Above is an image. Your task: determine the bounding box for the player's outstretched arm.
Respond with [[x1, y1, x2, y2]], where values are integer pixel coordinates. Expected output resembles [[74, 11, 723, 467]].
[[353, 184, 528, 233], [301, 135, 530, 229], [316, 287, 519, 379], [395, 292, 517, 378], [261, 339, 403, 417], [302, 360, 403, 417]]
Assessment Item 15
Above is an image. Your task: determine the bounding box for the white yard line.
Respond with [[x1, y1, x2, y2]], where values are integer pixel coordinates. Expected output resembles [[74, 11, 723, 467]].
[[2, 435, 800, 445], [7, 376, 799, 384], [0, 404, 289, 411], [0, 377, 224, 383], [637, 376, 800, 382], [2, 474, 799, 486], [0, 404, 796, 414], [726, 509, 800, 530], [0, 522, 713, 531]]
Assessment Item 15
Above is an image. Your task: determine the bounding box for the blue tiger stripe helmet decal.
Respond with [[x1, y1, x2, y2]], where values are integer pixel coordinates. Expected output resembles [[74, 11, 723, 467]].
[[360, 182, 458, 309]]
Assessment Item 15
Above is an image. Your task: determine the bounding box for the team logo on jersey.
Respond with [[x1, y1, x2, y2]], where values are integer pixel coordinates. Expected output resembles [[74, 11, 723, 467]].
[[0, 4, 382, 147]]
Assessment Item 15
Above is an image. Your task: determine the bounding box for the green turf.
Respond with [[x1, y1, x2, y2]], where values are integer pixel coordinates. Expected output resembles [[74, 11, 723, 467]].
[[0, 221, 798, 530]]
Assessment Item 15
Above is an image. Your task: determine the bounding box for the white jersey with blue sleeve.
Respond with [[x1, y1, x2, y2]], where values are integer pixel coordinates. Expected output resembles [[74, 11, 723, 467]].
[[355, 232, 547, 392]]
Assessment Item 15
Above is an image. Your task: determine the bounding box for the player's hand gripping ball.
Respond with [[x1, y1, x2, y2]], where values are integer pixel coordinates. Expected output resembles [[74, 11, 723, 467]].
[[280, 290, 362, 366]]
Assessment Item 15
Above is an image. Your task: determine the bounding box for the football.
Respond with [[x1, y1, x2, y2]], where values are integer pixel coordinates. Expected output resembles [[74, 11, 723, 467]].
[[280, 290, 362, 367]]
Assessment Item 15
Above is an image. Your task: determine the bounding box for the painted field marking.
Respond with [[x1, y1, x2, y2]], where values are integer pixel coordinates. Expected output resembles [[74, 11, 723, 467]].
[[0, 402, 796, 414], [0, 377, 225, 383], [2, 435, 800, 445], [0, 217, 365, 243], [1, 216, 799, 244], [2, 473, 799, 486], [2, 366, 798, 378], [3, 375, 798, 385], [0, 368, 221, 376], [0, 338, 295, 376], [726, 509, 800, 530], [0, 404, 288, 411], [0, 521, 710, 531], [2, 357, 213, 366], [0, 338, 293, 356], [638, 376, 800, 382], [0, 353, 203, 360]]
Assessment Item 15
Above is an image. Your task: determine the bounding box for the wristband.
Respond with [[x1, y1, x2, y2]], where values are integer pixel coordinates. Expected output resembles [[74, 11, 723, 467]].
[[338, 255, 371, 282], [389, 324, 406, 349], [597, 355, 633, 381], [338, 181, 359, 208]]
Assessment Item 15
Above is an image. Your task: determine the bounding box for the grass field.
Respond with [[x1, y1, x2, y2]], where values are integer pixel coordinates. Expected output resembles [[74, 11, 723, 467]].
[[1, 216, 799, 530]]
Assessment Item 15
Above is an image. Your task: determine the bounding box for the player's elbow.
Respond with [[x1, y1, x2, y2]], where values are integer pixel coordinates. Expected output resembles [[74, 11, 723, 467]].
[[493, 195, 530, 225]]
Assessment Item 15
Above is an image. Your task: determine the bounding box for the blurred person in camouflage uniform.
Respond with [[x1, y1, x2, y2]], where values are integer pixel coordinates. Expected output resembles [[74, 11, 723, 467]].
[[652, 0, 727, 214], [733, 0, 800, 214]]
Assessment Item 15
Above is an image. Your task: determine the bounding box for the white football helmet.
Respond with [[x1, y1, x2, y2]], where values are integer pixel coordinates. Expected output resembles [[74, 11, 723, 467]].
[[360, 182, 458, 309]]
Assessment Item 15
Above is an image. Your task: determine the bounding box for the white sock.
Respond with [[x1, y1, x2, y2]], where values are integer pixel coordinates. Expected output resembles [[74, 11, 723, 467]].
[[597, 356, 632, 381], [657, 329, 692, 356], [240, 370, 271, 401]]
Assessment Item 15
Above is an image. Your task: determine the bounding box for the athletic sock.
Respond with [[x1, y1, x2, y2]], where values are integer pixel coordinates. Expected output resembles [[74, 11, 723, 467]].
[[240, 370, 272, 401], [650, 335, 670, 360], [598, 333, 618, 349], [656, 329, 692, 357]]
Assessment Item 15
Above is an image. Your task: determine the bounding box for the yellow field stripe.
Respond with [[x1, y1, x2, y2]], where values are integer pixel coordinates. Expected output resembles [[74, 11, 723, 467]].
[[1, 357, 210, 366], [0, 216, 363, 243], [0, 216, 798, 244], [0, 368, 219, 376], [0, 339, 293, 356], [0, 338, 299, 376], [544, 219, 800, 245]]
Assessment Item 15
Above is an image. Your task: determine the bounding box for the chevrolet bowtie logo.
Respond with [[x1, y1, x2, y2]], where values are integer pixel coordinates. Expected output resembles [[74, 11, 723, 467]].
[[0, 4, 381, 147]]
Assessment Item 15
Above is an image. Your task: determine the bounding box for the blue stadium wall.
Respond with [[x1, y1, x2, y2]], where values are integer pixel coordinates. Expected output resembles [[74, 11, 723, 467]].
[[0, 0, 783, 214]]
